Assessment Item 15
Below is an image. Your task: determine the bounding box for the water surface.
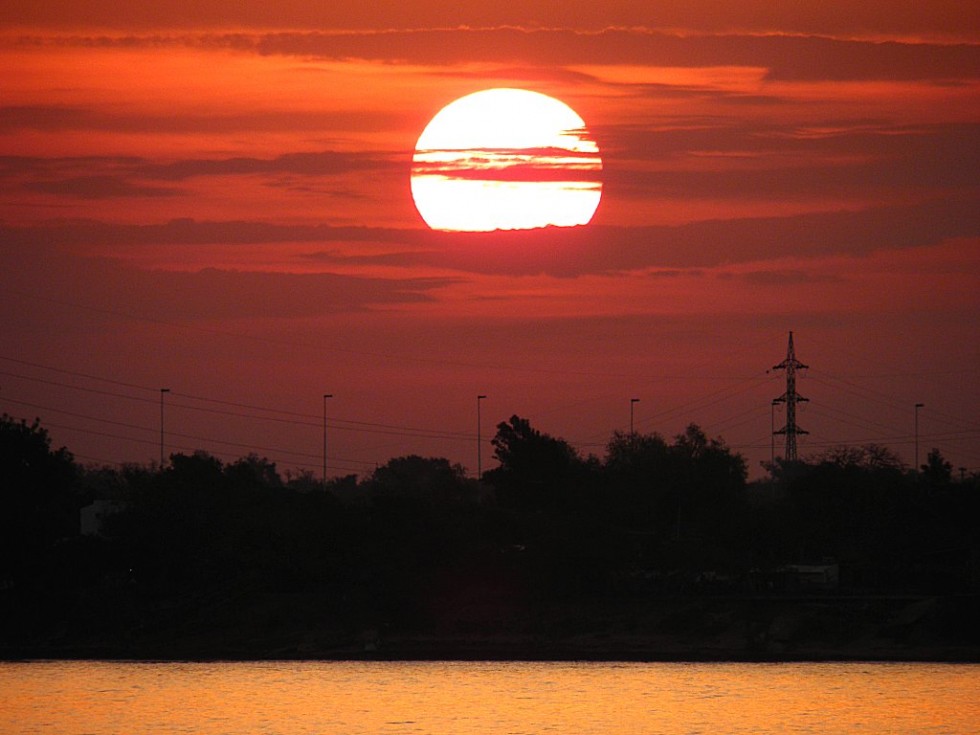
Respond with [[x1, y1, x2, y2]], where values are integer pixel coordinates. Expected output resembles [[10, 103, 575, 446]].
[[2, 660, 977, 734]]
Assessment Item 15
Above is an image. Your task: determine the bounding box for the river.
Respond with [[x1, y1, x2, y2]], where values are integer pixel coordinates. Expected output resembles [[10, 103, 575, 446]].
[[2, 660, 977, 734]]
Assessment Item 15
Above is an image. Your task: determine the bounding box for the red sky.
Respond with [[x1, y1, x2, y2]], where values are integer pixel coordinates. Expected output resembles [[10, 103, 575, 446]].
[[1, 2, 978, 479]]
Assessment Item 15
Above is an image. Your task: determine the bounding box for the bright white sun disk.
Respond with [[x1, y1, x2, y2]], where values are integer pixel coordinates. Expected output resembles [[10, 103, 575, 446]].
[[411, 88, 602, 232]]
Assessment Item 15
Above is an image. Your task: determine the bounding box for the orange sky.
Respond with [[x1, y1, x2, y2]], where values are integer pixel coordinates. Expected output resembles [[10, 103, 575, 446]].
[[1, 2, 978, 479]]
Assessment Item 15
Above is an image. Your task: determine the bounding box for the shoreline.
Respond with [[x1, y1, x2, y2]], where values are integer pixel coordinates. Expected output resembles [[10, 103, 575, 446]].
[[5, 637, 979, 665], [5, 593, 978, 664], [4, 651, 979, 664]]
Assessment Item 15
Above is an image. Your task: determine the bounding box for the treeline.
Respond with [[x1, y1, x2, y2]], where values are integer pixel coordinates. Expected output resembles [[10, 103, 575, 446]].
[[1, 413, 977, 652]]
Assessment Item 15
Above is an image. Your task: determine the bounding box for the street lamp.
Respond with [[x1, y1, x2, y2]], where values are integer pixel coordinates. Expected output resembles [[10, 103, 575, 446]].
[[323, 393, 333, 482], [630, 398, 640, 436], [914, 402, 924, 472], [477, 395, 487, 479], [159, 388, 170, 467]]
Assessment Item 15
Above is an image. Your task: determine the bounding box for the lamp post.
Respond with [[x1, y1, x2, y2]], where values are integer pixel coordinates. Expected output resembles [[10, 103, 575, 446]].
[[323, 393, 333, 482], [914, 402, 924, 472], [630, 398, 640, 437], [477, 395, 487, 479], [159, 388, 170, 467]]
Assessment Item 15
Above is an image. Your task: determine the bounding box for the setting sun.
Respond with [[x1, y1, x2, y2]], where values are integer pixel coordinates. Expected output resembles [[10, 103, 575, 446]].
[[410, 88, 603, 232]]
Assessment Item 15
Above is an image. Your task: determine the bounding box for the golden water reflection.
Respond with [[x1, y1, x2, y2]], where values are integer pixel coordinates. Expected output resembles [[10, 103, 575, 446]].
[[2, 660, 978, 734]]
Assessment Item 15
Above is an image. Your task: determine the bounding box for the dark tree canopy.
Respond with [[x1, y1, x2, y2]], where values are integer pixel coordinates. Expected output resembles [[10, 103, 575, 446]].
[[368, 455, 470, 506], [922, 447, 953, 485], [1, 414, 76, 496], [2, 414, 977, 660], [813, 443, 906, 473], [487, 415, 585, 511], [605, 430, 670, 476], [0, 414, 79, 546]]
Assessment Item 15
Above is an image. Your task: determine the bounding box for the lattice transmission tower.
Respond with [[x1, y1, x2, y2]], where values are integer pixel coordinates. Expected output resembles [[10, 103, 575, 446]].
[[773, 331, 808, 461]]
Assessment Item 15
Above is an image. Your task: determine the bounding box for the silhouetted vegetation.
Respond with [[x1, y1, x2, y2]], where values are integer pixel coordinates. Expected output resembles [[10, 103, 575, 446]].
[[1, 413, 978, 660]]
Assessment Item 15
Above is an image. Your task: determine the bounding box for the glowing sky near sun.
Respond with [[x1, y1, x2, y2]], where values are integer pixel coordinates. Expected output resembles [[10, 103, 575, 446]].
[[0, 1, 977, 478]]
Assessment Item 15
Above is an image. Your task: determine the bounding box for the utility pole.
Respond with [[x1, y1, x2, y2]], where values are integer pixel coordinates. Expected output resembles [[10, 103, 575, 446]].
[[323, 393, 333, 482], [771, 398, 780, 468], [477, 395, 487, 479], [159, 388, 170, 467], [773, 331, 808, 462], [630, 398, 639, 437], [914, 402, 924, 472]]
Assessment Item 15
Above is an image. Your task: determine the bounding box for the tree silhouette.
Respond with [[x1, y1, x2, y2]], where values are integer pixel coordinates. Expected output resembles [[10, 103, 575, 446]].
[[225, 453, 283, 491], [368, 455, 471, 507], [816, 443, 905, 472], [3, 413, 977, 658], [487, 415, 585, 512], [0, 415, 80, 585], [603, 430, 671, 534], [605, 430, 670, 476], [921, 447, 953, 486]]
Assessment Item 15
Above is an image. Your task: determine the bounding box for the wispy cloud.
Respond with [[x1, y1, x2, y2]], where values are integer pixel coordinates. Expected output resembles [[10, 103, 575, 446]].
[[23, 174, 179, 199], [2, 1, 976, 41], [12, 29, 979, 82], [0, 244, 457, 324], [0, 104, 403, 134], [724, 268, 845, 285], [1, 150, 405, 202], [4, 198, 973, 277]]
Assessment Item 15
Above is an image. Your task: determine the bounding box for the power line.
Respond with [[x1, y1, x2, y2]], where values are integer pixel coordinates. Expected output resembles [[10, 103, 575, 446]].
[[0, 365, 476, 442], [575, 371, 773, 446], [2, 410, 367, 475], [0, 370, 159, 405], [2, 396, 377, 468], [810, 367, 980, 432], [0, 355, 159, 394], [1, 353, 490, 439], [3, 292, 773, 383], [711, 404, 771, 437]]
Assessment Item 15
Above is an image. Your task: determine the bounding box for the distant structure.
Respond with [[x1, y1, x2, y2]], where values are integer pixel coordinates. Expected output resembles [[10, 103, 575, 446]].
[[773, 331, 808, 462]]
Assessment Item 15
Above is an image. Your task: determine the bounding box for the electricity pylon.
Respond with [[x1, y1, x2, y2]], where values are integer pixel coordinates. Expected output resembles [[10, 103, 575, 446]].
[[773, 331, 808, 461]]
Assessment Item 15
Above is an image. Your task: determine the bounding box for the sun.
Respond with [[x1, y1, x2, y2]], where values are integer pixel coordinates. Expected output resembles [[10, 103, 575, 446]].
[[410, 88, 603, 232]]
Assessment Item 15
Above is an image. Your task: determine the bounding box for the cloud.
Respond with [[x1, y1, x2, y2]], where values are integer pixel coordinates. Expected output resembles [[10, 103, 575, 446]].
[[2, 1, 976, 41], [410, 198, 979, 275], [599, 120, 974, 160], [0, 244, 458, 326], [645, 268, 704, 279], [5, 197, 972, 277], [0, 218, 411, 248], [2, 150, 401, 180], [14, 29, 979, 82], [0, 104, 402, 135], [601, 122, 980, 202], [23, 174, 179, 199], [412, 153, 602, 184], [2, 149, 406, 201], [7, 119, 975, 209], [187, 29, 980, 82], [0, 105, 92, 131], [725, 269, 845, 285], [144, 151, 402, 181]]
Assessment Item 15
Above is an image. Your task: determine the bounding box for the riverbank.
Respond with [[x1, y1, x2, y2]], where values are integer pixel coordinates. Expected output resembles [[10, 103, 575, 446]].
[[4, 593, 979, 662]]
